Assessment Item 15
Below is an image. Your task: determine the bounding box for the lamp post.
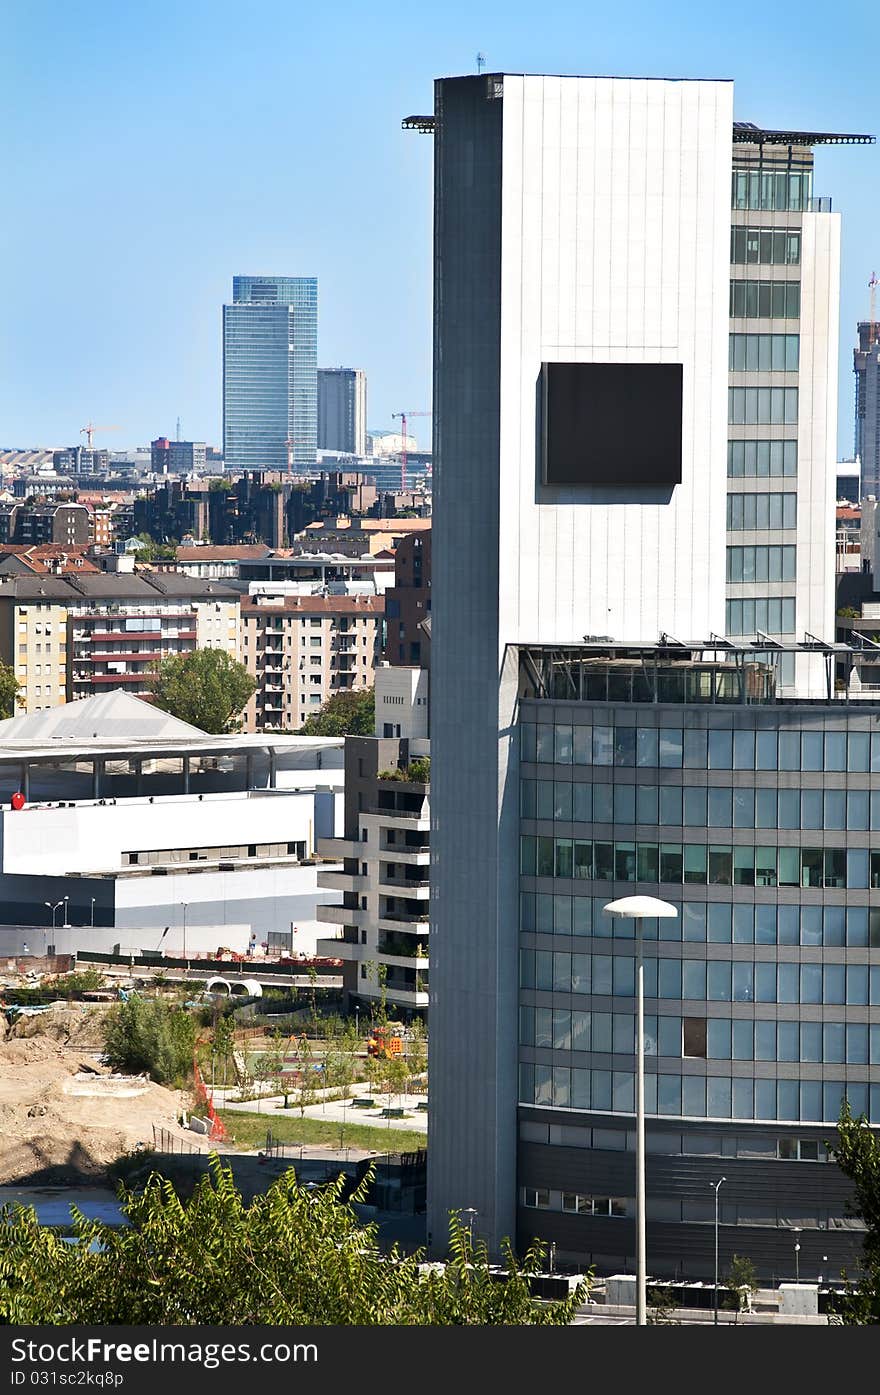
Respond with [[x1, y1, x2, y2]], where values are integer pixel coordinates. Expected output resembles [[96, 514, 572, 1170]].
[[604, 896, 678, 1326], [460, 1207, 478, 1247], [62, 896, 69, 928], [355, 1006, 360, 1038], [181, 903, 188, 962], [90, 897, 96, 929], [793, 1227, 801, 1284], [711, 1177, 726, 1325], [44, 900, 62, 931]]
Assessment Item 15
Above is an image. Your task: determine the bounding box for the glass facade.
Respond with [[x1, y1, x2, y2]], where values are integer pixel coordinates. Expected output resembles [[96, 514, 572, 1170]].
[[518, 704, 880, 1134], [223, 276, 318, 473]]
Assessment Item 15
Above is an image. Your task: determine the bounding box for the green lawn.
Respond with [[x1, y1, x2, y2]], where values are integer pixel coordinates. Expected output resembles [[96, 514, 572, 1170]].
[[217, 1109, 426, 1153]]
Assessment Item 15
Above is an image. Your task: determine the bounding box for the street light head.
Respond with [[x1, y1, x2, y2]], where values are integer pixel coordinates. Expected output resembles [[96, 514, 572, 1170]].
[[603, 896, 678, 918]]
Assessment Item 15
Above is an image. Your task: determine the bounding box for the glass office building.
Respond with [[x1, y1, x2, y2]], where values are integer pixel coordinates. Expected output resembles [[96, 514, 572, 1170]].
[[515, 645, 877, 1279], [222, 276, 317, 473]]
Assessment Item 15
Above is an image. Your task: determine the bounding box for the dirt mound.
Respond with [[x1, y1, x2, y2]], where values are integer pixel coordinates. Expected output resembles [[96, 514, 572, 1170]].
[[10, 1001, 112, 1049], [0, 1024, 200, 1185]]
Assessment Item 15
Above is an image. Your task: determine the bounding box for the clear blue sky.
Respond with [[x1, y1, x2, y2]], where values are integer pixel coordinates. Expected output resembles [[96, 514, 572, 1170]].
[[2, 0, 877, 456]]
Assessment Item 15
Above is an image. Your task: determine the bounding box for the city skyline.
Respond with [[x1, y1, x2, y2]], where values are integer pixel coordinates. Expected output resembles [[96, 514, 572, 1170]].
[[2, 0, 878, 454]]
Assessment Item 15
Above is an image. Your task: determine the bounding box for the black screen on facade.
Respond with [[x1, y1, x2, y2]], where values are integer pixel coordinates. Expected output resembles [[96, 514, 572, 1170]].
[[543, 361, 683, 487]]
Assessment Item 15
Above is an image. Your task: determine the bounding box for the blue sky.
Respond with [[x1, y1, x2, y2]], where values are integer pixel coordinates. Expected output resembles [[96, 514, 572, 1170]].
[[2, 0, 877, 455]]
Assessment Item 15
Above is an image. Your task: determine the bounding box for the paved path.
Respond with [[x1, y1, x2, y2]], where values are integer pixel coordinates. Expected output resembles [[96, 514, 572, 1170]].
[[213, 1084, 429, 1135]]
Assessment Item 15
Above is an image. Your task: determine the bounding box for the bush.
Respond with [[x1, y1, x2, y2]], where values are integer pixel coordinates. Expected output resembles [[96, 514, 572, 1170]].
[[103, 997, 198, 1086]]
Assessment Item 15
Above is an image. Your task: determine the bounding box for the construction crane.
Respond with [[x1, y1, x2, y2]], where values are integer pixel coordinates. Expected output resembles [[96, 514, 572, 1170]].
[[80, 422, 119, 449], [391, 410, 430, 491]]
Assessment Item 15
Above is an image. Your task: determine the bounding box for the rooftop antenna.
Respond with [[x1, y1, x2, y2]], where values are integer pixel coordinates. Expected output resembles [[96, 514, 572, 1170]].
[[870, 271, 879, 347], [476, 52, 486, 73], [176, 416, 181, 442]]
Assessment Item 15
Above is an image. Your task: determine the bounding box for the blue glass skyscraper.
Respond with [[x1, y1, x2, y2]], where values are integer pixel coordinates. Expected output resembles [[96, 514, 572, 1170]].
[[222, 275, 317, 473]]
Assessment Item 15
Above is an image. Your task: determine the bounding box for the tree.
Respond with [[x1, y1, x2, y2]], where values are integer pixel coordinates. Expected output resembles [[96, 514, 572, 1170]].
[[826, 1100, 880, 1323], [0, 659, 22, 719], [299, 687, 374, 736], [103, 997, 197, 1087], [0, 1157, 590, 1324], [149, 647, 256, 734], [724, 1254, 757, 1320]]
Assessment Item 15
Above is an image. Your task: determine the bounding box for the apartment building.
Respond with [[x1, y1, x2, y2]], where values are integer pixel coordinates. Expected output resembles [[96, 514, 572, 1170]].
[[316, 666, 429, 1014], [0, 574, 240, 712], [240, 593, 384, 732], [383, 529, 431, 666]]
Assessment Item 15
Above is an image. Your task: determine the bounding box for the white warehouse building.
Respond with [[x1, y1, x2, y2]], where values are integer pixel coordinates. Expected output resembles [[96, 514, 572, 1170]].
[[0, 691, 344, 957]]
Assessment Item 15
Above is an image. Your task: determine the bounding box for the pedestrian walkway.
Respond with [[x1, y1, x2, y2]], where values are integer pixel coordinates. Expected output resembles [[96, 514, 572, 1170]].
[[213, 1083, 429, 1134]]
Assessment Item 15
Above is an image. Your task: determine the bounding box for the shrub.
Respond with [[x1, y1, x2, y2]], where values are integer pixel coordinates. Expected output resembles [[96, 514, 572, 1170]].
[[103, 997, 198, 1086]]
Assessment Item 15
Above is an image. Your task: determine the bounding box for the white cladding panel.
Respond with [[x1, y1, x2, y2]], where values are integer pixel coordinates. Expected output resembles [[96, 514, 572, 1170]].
[[497, 76, 733, 645], [796, 212, 840, 692]]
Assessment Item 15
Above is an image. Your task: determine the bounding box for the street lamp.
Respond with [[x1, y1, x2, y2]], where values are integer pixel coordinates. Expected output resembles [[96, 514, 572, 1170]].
[[604, 896, 678, 1327], [90, 897, 96, 929], [793, 1227, 802, 1284], [181, 903, 188, 962], [44, 900, 63, 931], [460, 1207, 478, 1246], [62, 895, 69, 928], [710, 1177, 726, 1325], [354, 1006, 360, 1037]]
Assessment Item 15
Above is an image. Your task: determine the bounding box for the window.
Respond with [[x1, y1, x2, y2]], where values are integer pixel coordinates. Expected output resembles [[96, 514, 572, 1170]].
[[523, 1188, 550, 1209], [731, 170, 812, 212], [729, 332, 799, 372], [729, 387, 799, 425], [562, 1192, 592, 1214], [726, 493, 797, 529], [683, 1017, 707, 1059], [730, 227, 801, 264], [729, 280, 801, 319], [726, 545, 796, 582], [728, 440, 797, 478], [726, 596, 795, 635]]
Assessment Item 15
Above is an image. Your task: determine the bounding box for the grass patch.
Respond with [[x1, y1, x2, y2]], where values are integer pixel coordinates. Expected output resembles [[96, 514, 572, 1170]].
[[217, 1109, 426, 1153]]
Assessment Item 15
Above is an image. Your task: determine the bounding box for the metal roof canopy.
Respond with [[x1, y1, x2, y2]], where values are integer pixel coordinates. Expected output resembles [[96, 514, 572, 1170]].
[[733, 122, 874, 145], [404, 114, 875, 144]]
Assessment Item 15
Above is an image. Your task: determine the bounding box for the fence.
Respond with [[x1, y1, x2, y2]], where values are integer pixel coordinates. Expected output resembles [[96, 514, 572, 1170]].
[[151, 1125, 202, 1156], [193, 1056, 227, 1141]]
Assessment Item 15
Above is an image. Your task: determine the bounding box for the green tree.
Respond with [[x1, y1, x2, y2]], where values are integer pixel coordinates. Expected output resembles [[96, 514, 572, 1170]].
[[211, 1012, 235, 1089], [826, 1100, 880, 1323], [103, 997, 197, 1087], [0, 1157, 590, 1324], [724, 1254, 757, 1320], [0, 659, 22, 719], [149, 647, 256, 734], [299, 687, 375, 736], [647, 1285, 681, 1325]]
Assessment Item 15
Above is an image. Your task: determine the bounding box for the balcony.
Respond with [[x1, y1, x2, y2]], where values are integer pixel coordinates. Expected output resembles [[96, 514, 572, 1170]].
[[316, 903, 362, 927], [378, 872, 429, 898], [378, 934, 428, 963], [378, 913, 430, 935], [318, 836, 363, 860], [318, 869, 366, 893]]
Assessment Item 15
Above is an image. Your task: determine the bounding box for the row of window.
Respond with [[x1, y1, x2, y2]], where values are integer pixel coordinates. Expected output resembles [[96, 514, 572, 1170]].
[[726, 545, 796, 583], [520, 894, 880, 948], [522, 780, 880, 834], [519, 1007, 880, 1066], [726, 491, 797, 530], [522, 1188, 861, 1230], [730, 281, 801, 320], [729, 332, 799, 373], [519, 1120, 830, 1162], [521, 835, 880, 890], [730, 227, 801, 266], [519, 1063, 880, 1124], [519, 948, 880, 1006], [522, 722, 880, 773], [731, 170, 812, 212], [728, 386, 798, 425], [727, 439, 798, 478], [726, 596, 795, 634]]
